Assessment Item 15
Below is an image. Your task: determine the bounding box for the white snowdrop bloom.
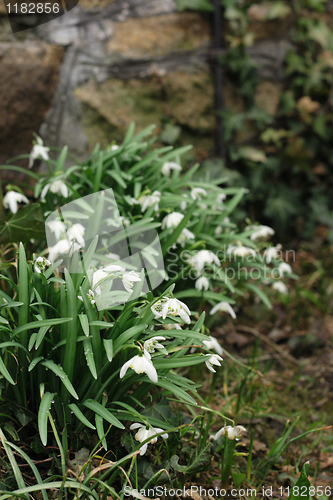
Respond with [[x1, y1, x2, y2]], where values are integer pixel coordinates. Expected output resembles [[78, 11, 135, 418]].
[[213, 425, 247, 441], [246, 224, 275, 241], [162, 212, 184, 229], [120, 350, 158, 383], [103, 264, 125, 273], [34, 256, 51, 274], [163, 323, 182, 330], [67, 223, 86, 247], [151, 297, 191, 324], [227, 245, 256, 258], [122, 270, 141, 293], [48, 239, 70, 262], [110, 145, 119, 151], [47, 220, 66, 240], [105, 252, 120, 261], [180, 195, 188, 211], [215, 225, 223, 236], [210, 301, 236, 319], [195, 276, 209, 291], [224, 217, 230, 223], [188, 250, 221, 275], [138, 191, 161, 212], [278, 262, 292, 276], [217, 192, 227, 205], [144, 336, 166, 353], [29, 136, 50, 168], [3, 190, 29, 214], [130, 423, 169, 456], [41, 179, 69, 200], [161, 161, 182, 177], [119, 216, 130, 227], [78, 289, 95, 305], [205, 354, 223, 373], [272, 281, 288, 295], [176, 228, 195, 248], [202, 335, 223, 356], [191, 187, 207, 200], [265, 244, 282, 264], [92, 269, 110, 295]]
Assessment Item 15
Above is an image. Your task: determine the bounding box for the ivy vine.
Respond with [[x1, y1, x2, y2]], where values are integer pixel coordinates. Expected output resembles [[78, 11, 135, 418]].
[[175, 0, 333, 243]]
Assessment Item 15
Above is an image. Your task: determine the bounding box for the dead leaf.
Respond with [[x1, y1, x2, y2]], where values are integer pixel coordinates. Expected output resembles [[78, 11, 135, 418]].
[[297, 96, 320, 114], [319, 453, 333, 469]]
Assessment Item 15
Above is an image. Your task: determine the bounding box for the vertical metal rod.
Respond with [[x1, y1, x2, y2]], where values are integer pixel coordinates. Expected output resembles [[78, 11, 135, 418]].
[[213, 0, 225, 160]]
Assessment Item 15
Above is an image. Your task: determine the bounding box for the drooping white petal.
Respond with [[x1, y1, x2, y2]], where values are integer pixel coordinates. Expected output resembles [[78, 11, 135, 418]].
[[210, 301, 236, 318], [202, 336, 223, 356], [161, 161, 182, 176]]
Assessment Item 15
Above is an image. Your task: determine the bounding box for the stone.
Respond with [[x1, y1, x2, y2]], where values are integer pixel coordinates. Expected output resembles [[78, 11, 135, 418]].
[[255, 80, 283, 115], [73, 67, 218, 158], [74, 68, 215, 139], [106, 12, 211, 59], [0, 42, 64, 182], [246, 39, 293, 80]]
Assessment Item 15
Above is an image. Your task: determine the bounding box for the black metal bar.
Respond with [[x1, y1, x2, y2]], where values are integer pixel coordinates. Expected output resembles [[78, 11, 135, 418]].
[[213, 0, 225, 160]]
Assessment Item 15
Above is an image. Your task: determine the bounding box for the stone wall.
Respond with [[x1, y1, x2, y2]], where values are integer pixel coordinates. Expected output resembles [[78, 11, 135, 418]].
[[0, 0, 295, 178]]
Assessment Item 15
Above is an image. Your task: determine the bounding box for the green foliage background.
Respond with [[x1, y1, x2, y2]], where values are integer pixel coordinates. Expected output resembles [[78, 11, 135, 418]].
[[176, 0, 333, 243]]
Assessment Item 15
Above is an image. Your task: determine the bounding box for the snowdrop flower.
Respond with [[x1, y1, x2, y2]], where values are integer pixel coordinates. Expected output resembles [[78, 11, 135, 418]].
[[265, 244, 282, 264], [203, 335, 223, 356], [217, 192, 227, 204], [272, 281, 288, 295], [227, 245, 256, 258], [278, 262, 292, 276], [122, 271, 141, 293], [180, 194, 188, 211], [47, 220, 66, 240], [138, 191, 161, 212], [48, 239, 70, 262], [215, 225, 223, 236], [110, 144, 119, 151], [3, 190, 29, 214], [213, 425, 247, 441], [210, 301, 236, 319], [29, 136, 50, 168], [120, 216, 130, 227], [205, 354, 223, 373], [162, 212, 184, 229], [78, 289, 95, 305], [163, 323, 182, 330], [195, 276, 209, 291], [67, 223, 86, 247], [191, 187, 207, 201], [103, 264, 125, 273], [161, 161, 182, 177], [41, 179, 69, 200], [34, 256, 51, 274], [120, 350, 158, 383], [92, 269, 110, 295], [130, 423, 168, 455], [176, 228, 195, 248], [151, 297, 191, 324], [144, 336, 166, 353], [188, 250, 221, 275], [246, 224, 275, 241]]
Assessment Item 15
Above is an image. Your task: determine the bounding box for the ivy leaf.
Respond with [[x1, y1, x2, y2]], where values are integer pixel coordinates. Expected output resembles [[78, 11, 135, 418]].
[[232, 146, 267, 163], [266, 2, 291, 20], [140, 397, 178, 428], [0, 204, 45, 244], [171, 444, 211, 475]]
